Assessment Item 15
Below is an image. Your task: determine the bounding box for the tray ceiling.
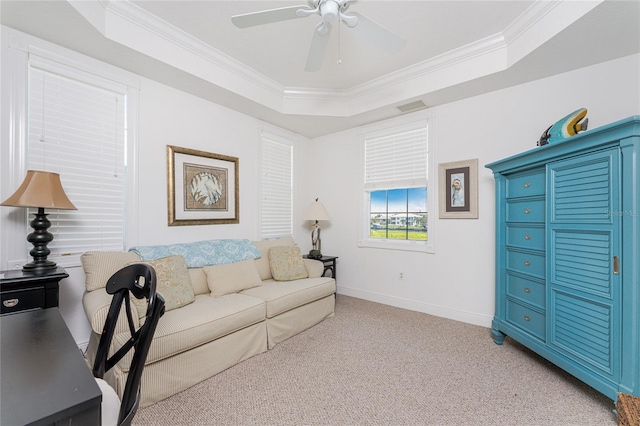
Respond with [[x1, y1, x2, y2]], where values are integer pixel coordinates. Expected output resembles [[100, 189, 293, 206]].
[[2, 1, 639, 138]]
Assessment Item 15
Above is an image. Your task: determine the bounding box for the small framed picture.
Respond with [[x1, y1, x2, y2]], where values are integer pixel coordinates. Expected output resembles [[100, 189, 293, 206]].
[[167, 145, 239, 226], [438, 158, 478, 219]]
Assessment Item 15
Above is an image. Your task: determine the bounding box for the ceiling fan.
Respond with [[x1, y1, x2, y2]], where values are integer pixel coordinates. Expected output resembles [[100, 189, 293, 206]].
[[231, 0, 406, 72]]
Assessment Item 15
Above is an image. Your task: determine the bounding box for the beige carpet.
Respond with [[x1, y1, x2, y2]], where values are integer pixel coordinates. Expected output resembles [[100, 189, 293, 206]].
[[133, 295, 616, 425]]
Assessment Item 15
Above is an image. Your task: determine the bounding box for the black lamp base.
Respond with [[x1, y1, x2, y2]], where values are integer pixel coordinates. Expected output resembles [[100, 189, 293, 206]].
[[308, 250, 323, 259], [24, 207, 57, 273], [22, 260, 58, 273]]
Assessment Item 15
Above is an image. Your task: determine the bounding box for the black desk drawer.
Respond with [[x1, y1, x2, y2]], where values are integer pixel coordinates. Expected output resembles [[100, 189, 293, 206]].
[[1, 287, 45, 314]]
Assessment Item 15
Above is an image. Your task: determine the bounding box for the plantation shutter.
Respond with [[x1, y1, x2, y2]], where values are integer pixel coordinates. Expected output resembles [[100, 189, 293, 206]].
[[364, 125, 428, 190], [26, 59, 127, 259], [260, 131, 293, 239]]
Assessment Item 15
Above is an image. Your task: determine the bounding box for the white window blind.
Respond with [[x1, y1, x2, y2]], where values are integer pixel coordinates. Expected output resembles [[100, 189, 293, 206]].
[[260, 131, 293, 239], [26, 64, 127, 258], [364, 125, 428, 190]]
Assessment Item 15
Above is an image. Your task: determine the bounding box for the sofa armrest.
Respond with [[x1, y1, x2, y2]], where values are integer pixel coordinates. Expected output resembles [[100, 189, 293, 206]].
[[303, 258, 324, 278], [83, 289, 138, 335]]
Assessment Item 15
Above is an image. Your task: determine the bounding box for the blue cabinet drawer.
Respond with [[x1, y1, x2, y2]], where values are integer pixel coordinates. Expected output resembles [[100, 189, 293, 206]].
[[506, 300, 545, 340], [507, 249, 545, 278], [506, 171, 545, 198], [506, 273, 545, 309], [506, 199, 545, 222], [506, 225, 544, 250]]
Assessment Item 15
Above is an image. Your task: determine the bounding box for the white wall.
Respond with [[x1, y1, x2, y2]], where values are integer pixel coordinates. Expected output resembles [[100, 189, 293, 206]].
[[0, 28, 311, 347], [2, 25, 638, 346], [305, 53, 640, 327]]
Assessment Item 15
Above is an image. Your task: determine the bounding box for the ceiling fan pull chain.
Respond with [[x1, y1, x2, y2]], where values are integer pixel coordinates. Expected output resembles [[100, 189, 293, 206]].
[[337, 13, 342, 65]]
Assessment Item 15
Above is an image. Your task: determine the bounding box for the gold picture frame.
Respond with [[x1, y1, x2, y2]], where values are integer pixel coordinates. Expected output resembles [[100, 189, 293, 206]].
[[438, 158, 478, 219], [167, 145, 239, 226]]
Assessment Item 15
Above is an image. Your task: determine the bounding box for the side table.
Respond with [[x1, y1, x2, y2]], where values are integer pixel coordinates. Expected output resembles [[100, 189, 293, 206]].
[[304, 255, 338, 280], [0, 267, 68, 314]]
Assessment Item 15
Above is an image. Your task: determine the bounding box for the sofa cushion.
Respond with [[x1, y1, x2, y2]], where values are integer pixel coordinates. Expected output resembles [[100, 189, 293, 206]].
[[240, 277, 335, 318], [81, 251, 141, 292], [188, 268, 209, 296], [131, 255, 195, 317], [268, 246, 309, 281], [252, 237, 295, 281], [203, 259, 262, 297], [114, 293, 266, 370], [303, 258, 325, 278]]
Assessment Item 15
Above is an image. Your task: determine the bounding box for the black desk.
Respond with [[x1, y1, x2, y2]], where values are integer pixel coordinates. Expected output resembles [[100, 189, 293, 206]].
[[0, 267, 68, 314], [1, 309, 102, 425]]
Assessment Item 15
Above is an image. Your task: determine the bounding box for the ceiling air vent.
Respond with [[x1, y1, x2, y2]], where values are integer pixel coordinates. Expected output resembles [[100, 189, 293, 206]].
[[396, 100, 426, 113]]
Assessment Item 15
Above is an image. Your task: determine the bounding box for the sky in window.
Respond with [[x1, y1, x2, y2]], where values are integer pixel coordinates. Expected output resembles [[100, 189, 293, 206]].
[[371, 188, 427, 213]]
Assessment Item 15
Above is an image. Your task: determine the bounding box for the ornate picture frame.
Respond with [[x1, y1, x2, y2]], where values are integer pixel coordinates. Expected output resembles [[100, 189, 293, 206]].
[[438, 158, 478, 219], [167, 145, 239, 226]]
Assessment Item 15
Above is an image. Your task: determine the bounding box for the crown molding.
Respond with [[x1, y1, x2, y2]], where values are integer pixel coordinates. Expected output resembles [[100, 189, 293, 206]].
[[67, 0, 601, 118], [503, 0, 602, 66], [71, 0, 286, 98], [504, 0, 563, 44], [105, 0, 286, 95]]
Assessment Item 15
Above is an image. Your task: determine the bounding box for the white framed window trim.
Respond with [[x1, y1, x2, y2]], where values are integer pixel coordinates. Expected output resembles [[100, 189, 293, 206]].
[[1, 28, 140, 269], [358, 112, 436, 254], [258, 125, 296, 240]]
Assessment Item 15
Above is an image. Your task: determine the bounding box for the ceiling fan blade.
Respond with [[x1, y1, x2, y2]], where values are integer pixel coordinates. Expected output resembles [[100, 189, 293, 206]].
[[342, 0, 358, 12], [232, 6, 310, 28], [305, 22, 333, 72], [349, 12, 406, 54]]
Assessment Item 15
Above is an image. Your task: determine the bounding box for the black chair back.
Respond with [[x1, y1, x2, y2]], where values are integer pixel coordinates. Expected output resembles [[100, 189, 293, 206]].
[[92, 263, 165, 426]]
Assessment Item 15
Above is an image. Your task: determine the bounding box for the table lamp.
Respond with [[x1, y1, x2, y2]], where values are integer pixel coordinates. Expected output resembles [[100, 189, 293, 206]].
[[303, 198, 330, 259], [1, 170, 77, 272]]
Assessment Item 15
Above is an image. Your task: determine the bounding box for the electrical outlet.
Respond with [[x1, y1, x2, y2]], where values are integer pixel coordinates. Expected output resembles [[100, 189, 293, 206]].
[[399, 272, 404, 280]]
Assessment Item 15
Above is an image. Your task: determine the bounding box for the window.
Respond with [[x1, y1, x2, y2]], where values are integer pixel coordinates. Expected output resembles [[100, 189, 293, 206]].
[[27, 62, 127, 259], [370, 188, 427, 240], [260, 130, 294, 239], [361, 121, 431, 252], [2, 31, 139, 268]]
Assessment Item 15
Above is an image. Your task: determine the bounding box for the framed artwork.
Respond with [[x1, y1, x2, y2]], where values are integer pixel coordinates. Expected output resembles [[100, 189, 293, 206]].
[[438, 158, 478, 219], [167, 145, 239, 226]]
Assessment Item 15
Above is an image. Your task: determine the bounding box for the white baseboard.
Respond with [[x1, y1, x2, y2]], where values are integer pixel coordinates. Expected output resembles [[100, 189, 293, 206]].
[[336, 285, 493, 328]]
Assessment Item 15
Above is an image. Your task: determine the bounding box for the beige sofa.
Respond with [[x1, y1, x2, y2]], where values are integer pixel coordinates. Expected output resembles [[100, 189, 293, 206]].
[[81, 237, 335, 408]]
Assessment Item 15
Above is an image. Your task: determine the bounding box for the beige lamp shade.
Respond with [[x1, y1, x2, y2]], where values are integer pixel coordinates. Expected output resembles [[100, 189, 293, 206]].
[[303, 199, 330, 222], [1, 170, 77, 210]]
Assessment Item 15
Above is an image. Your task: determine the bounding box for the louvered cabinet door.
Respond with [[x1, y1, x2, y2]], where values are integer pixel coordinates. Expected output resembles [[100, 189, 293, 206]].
[[547, 148, 621, 387]]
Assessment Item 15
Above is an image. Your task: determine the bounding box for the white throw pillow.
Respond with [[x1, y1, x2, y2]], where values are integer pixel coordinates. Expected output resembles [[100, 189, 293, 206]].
[[203, 259, 263, 297]]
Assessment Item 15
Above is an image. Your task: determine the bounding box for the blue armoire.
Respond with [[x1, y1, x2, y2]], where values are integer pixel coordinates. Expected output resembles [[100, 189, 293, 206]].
[[486, 116, 640, 401]]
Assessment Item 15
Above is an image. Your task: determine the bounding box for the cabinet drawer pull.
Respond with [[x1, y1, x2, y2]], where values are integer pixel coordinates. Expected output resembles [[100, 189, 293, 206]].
[[3, 299, 19, 308], [524, 208, 531, 214], [524, 260, 531, 266], [524, 315, 531, 322], [524, 234, 531, 240], [524, 182, 531, 188], [613, 256, 620, 275], [524, 288, 531, 293]]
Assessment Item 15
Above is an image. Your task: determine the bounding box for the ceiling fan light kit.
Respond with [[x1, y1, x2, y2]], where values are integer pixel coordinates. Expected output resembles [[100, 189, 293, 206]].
[[231, 0, 405, 72]]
